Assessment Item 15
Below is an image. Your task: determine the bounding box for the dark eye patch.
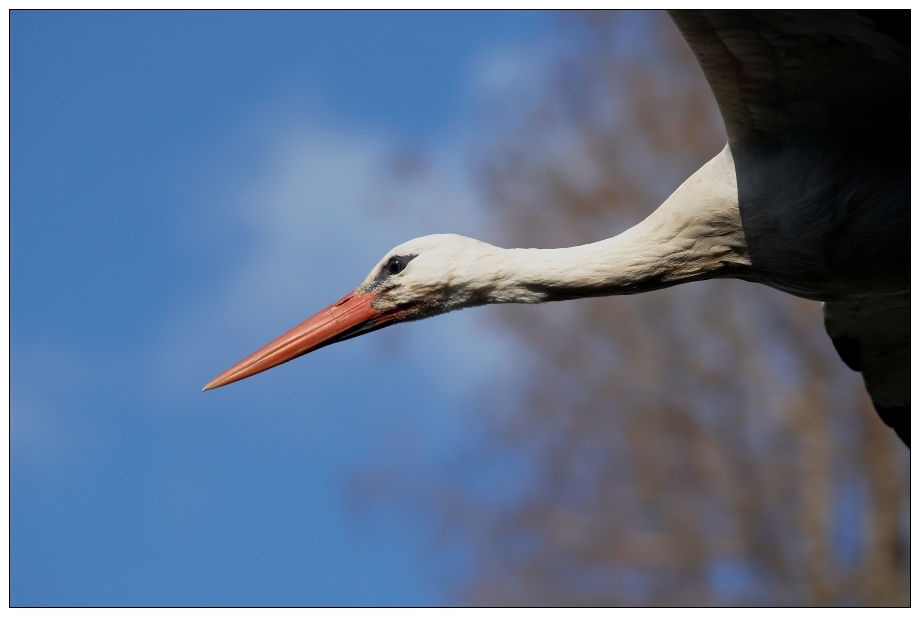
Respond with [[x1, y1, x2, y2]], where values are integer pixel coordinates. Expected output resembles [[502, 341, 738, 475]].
[[373, 254, 416, 286]]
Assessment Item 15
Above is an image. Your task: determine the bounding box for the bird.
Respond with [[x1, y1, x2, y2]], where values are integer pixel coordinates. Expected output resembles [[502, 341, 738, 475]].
[[203, 10, 910, 447]]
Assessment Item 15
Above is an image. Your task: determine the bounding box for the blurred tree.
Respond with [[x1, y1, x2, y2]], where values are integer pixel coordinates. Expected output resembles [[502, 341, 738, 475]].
[[352, 10, 909, 606]]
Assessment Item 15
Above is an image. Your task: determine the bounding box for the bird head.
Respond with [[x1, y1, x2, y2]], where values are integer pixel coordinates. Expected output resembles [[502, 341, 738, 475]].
[[203, 234, 499, 391]]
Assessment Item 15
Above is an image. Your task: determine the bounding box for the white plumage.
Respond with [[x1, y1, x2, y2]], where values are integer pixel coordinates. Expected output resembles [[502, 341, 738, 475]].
[[205, 11, 909, 447]]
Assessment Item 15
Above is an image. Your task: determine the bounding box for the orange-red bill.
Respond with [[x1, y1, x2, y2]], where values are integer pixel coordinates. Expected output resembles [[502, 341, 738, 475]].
[[202, 290, 383, 391]]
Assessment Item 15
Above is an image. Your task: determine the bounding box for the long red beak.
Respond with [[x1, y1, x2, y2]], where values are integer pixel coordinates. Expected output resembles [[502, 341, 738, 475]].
[[203, 290, 386, 391]]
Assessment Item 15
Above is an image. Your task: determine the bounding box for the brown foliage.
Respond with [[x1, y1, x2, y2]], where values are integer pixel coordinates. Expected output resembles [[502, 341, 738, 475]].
[[461, 12, 909, 606]]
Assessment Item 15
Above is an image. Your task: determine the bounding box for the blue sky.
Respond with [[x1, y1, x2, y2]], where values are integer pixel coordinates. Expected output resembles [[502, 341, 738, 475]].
[[11, 10, 551, 606]]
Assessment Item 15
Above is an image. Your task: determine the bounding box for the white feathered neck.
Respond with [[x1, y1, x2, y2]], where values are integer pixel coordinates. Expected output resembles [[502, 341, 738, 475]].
[[365, 145, 749, 315]]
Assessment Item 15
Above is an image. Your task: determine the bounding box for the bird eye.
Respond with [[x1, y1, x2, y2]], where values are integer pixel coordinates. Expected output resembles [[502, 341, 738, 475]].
[[373, 254, 416, 286], [387, 257, 404, 275]]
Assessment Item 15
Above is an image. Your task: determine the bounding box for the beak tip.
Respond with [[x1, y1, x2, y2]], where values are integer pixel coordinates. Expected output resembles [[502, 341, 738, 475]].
[[201, 289, 381, 393]]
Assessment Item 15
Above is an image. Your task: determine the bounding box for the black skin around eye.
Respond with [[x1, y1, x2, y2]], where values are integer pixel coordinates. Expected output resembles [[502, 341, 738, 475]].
[[373, 254, 417, 288]]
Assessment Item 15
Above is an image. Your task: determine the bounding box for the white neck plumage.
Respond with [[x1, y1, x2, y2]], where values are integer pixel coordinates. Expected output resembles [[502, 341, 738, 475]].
[[455, 145, 749, 307]]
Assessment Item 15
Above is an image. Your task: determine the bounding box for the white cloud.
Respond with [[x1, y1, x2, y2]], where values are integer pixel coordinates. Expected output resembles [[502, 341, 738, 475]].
[[149, 103, 521, 416]]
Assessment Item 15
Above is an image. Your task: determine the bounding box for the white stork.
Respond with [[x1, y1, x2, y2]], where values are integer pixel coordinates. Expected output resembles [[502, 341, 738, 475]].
[[204, 11, 910, 447]]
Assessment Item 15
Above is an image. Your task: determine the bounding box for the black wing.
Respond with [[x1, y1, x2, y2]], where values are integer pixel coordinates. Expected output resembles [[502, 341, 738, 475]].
[[668, 10, 908, 147], [670, 10, 910, 446], [824, 294, 910, 446]]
